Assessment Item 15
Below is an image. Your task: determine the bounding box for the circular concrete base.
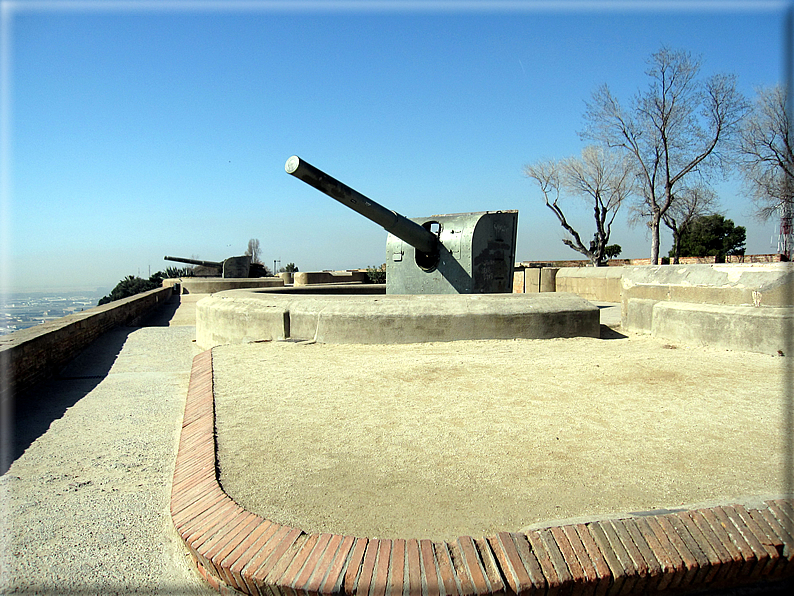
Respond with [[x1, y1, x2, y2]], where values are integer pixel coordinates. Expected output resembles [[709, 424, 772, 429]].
[[196, 286, 600, 349]]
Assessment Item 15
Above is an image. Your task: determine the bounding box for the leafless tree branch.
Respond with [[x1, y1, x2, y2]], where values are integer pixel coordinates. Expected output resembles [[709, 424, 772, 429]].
[[581, 46, 747, 264]]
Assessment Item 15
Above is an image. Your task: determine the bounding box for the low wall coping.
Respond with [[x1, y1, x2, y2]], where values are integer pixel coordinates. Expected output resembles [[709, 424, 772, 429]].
[[556, 266, 625, 279], [621, 263, 793, 290]]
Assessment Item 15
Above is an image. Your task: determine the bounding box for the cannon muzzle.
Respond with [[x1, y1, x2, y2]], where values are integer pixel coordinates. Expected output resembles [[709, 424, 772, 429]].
[[164, 256, 223, 268], [285, 156, 439, 256]]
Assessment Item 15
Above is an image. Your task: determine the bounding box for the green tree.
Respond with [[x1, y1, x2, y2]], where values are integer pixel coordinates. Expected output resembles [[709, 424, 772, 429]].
[[164, 266, 194, 278], [663, 185, 719, 264], [280, 263, 299, 273], [604, 244, 622, 259], [97, 273, 163, 305], [674, 214, 746, 260]]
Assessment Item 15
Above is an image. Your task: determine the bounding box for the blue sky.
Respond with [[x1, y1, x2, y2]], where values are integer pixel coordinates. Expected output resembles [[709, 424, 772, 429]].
[[2, 0, 790, 292]]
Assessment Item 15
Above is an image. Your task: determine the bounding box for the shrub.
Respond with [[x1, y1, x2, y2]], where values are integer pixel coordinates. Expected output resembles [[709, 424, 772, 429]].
[[98, 273, 162, 305], [366, 264, 386, 284]]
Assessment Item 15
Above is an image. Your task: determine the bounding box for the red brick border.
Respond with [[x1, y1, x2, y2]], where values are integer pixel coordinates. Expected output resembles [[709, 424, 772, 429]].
[[172, 350, 794, 595]]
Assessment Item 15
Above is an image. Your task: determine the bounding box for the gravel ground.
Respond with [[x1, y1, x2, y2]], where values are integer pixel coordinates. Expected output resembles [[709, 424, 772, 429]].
[[1, 299, 215, 595], [214, 329, 789, 543]]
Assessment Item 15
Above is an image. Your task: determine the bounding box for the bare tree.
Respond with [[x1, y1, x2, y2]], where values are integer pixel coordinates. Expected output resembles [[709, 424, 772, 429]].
[[245, 238, 262, 264], [738, 85, 793, 257], [663, 185, 719, 263], [524, 145, 634, 266], [582, 47, 747, 264]]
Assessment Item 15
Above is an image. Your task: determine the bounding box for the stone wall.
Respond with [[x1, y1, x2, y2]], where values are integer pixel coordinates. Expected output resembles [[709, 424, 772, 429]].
[[293, 270, 369, 286], [515, 262, 792, 305], [0, 286, 174, 405], [554, 267, 624, 302], [516, 253, 783, 269], [512, 267, 558, 294], [514, 262, 794, 354], [620, 264, 793, 355], [514, 266, 623, 302]]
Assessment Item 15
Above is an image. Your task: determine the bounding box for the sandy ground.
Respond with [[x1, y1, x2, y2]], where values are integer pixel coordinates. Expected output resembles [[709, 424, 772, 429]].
[[214, 325, 789, 543]]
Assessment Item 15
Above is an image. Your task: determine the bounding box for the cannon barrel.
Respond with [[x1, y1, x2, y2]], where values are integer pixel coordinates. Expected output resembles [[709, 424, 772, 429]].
[[285, 156, 439, 255], [164, 256, 223, 268]]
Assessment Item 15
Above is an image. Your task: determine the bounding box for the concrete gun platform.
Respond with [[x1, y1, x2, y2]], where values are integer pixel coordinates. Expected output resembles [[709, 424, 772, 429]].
[[172, 302, 793, 595], [195, 288, 600, 349]]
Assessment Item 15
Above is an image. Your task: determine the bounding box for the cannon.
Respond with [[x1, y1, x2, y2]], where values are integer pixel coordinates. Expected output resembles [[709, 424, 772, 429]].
[[165, 255, 254, 278], [164, 256, 223, 269], [285, 156, 518, 294]]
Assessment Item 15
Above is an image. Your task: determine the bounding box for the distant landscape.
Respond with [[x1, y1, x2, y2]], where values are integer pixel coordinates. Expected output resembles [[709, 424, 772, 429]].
[[0, 291, 107, 336]]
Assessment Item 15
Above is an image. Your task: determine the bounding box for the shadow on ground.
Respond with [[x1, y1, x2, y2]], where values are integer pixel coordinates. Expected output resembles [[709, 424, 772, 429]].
[[1, 326, 136, 475], [141, 298, 182, 326], [0, 299, 196, 474], [599, 324, 627, 340], [2, 299, 189, 475]]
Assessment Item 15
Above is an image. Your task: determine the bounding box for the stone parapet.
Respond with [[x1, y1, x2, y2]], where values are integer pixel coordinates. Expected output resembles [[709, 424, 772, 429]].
[[512, 267, 559, 294], [555, 266, 624, 301], [163, 277, 284, 294], [638, 301, 794, 355], [0, 286, 174, 405], [293, 270, 369, 286], [620, 263, 794, 308]]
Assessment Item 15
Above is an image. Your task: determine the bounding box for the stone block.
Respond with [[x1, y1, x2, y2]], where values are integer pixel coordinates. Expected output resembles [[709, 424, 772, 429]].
[[620, 263, 794, 308], [525, 268, 540, 293], [540, 267, 558, 292], [648, 301, 792, 355], [195, 292, 290, 349], [293, 271, 369, 286]]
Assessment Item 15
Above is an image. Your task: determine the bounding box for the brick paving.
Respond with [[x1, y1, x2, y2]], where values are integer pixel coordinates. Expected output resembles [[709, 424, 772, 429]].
[[172, 350, 794, 595]]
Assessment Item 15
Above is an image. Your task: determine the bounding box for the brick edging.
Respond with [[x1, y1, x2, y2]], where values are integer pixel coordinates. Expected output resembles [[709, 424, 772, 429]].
[[171, 350, 794, 595]]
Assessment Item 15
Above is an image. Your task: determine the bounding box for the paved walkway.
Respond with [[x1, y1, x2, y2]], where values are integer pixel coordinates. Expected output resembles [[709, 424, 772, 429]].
[[1, 295, 215, 595]]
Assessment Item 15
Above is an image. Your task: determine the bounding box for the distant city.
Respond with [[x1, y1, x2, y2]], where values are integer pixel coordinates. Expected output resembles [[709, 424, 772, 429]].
[[1, 291, 107, 336]]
